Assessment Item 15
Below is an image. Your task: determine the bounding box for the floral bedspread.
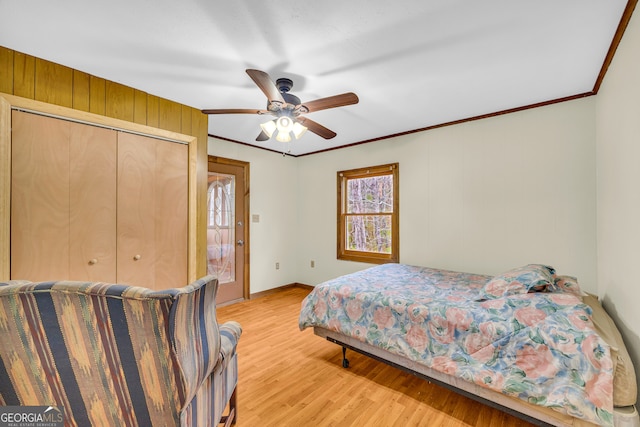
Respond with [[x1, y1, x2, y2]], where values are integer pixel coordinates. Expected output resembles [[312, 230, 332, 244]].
[[299, 264, 614, 426]]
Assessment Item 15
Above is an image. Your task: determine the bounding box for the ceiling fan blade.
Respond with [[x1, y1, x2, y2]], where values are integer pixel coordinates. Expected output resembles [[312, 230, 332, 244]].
[[246, 69, 285, 104], [300, 92, 359, 113], [201, 108, 269, 115], [297, 117, 337, 139], [256, 130, 270, 141]]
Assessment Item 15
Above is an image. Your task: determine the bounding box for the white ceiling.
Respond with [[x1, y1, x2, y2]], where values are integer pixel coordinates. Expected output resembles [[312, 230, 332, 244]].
[[0, 0, 630, 156]]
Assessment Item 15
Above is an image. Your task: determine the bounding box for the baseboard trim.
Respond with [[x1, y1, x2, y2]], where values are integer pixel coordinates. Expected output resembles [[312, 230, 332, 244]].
[[217, 297, 245, 308], [250, 282, 313, 300]]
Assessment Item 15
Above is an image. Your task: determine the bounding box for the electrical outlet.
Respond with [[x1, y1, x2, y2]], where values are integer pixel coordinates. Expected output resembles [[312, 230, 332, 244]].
[[311, 260, 315, 268], [275, 262, 280, 270]]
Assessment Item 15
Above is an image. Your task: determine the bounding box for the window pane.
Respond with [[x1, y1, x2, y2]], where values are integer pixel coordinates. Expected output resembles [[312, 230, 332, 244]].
[[346, 175, 393, 213], [338, 163, 398, 264], [207, 172, 235, 283], [346, 215, 392, 254]]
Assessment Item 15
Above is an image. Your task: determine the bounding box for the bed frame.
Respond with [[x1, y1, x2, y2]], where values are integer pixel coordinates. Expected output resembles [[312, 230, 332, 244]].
[[315, 327, 604, 427]]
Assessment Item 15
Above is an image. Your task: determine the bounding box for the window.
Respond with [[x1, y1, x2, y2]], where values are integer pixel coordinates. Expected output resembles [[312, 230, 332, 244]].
[[337, 163, 399, 264], [207, 173, 236, 282], [207, 174, 234, 228]]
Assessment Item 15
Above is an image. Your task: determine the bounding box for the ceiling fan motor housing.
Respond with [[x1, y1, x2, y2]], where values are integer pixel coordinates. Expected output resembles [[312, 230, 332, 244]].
[[275, 78, 301, 110], [276, 78, 293, 93], [268, 79, 301, 114], [282, 92, 301, 107]]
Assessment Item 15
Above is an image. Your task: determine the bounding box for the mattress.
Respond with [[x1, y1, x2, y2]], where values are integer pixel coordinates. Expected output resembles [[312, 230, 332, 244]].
[[299, 263, 636, 427]]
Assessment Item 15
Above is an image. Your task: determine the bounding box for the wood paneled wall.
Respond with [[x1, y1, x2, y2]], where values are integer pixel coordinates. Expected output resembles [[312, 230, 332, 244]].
[[0, 45, 209, 279]]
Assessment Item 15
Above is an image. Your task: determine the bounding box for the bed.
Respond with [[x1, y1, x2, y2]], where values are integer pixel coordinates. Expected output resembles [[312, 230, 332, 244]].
[[298, 263, 639, 427]]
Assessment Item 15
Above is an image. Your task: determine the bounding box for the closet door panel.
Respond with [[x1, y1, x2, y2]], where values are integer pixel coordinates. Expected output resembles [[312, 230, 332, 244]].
[[116, 132, 156, 287], [11, 111, 70, 280], [69, 123, 117, 281], [154, 139, 188, 288]]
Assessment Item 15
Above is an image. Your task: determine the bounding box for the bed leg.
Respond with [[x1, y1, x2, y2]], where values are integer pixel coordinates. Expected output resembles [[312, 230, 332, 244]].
[[342, 346, 350, 368]]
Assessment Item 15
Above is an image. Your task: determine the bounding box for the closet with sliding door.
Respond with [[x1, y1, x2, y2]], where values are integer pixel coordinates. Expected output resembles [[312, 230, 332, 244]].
[[10, 109, 189, 290]]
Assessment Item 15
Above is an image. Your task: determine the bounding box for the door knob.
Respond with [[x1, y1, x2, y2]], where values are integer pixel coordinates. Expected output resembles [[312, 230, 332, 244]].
[[88, 258, 98, 265], [133, 254, 141, 261], [237, 239, 244, 246]]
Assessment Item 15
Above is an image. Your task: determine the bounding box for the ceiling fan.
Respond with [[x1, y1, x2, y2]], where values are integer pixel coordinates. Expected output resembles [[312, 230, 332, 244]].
[[201, 69, 359, 142]]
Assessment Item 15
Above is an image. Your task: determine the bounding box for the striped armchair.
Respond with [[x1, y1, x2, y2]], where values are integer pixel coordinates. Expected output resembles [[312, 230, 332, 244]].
[[0, 275, 241, 427]]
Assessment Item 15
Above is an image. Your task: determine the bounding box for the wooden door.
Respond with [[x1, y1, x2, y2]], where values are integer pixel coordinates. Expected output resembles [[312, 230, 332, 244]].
[[117, 132, 188, 289], [69, 123, 117, 281], [207, 158, 248, 303], [11, 112, 187, 288], [154, 136, 188, 288], [11, 111, 70, 280], [11, 111, 118, 282]]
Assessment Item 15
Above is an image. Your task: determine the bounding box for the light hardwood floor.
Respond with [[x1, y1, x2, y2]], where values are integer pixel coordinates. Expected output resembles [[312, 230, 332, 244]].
[[217, 285, 536, 427]]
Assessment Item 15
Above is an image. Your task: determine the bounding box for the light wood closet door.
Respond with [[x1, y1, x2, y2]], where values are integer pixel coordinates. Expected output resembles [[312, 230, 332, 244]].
[[11, 111, 118, 282], [154, 136, 189, 288], [117, 132, 188, 289], [11, 112, 71, 281], [69, 124, 117, 281], [11, 112, 187, 289]]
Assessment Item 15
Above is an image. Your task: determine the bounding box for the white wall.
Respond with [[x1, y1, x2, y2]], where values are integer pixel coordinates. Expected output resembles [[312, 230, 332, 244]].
[[210, 96, 598, 296], [296, 99, 598, 290], [596, 5, 640, 403], [208, 139, 299, 293]]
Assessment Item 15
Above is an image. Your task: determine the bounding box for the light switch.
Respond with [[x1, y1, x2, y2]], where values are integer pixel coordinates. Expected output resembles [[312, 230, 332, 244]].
[[252, 214, 260, 223]]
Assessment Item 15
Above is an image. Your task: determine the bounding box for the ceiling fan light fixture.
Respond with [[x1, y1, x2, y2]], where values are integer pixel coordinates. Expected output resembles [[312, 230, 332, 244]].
[[292, 122, 308, 139], [260, 120, 277, 138], [276, 130, 292, 143], [276, 116, 294, 134]]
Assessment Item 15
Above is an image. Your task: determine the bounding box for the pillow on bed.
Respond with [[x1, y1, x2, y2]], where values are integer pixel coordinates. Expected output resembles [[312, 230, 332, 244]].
[[548, 275, 583, 296], [481, 264, 556, 299]]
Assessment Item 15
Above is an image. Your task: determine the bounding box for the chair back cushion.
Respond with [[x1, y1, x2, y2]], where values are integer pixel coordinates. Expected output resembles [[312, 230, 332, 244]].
[[0, 277, 220, 426]]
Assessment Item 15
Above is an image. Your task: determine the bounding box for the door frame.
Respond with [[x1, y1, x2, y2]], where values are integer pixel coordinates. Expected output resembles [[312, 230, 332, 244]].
[[208, 155, 250, 300], [1, 93, 200, 282]]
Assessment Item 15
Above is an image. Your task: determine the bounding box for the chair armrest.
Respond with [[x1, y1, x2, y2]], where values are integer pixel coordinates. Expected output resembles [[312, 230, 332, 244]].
[[218, 321, 242, 370]]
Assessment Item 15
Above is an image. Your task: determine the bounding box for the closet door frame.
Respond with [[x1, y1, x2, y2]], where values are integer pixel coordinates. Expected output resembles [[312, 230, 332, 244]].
[[0, 93, 198, 283]]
